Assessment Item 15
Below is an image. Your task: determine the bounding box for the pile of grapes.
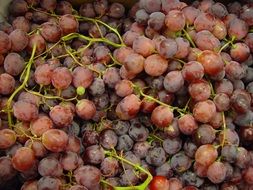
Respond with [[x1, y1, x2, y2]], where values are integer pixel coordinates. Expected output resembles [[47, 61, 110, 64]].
[[0, 0, 253, 189]]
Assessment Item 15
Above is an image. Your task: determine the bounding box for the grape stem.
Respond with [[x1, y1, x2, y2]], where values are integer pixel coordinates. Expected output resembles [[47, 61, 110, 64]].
[[133, 84, 185, 114], [24, 88, 78, 102], [218, 36, 235, 53], [6, 44, 37, 128], [62, 33, 124, 48], [221, 112, 227, 147], [75, 15, 125, 45], [103, 150, 153, 190], [182, 29, 196, 48]]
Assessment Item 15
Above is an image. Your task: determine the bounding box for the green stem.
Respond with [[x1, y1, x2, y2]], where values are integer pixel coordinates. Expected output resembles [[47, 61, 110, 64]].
[[133, 85, 184, 114], [104, 150, 153, 190], [182, 29, 196, 48], [24, 88, 77, 102], [62, 33, 124, 48], [7, 44, 37, 127], [75, 15, 125, 45]]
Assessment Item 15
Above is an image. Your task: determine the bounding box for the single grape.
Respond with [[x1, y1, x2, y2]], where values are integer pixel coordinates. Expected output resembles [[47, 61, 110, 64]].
[[195, 144, 218, 166], [38, 157, 63, 177], [151, 105, 174, 128], [74, 165, 101, 189], [42, 129, 68, 152], [12, 147, 35, 172], [49, 105, 73, 127], [0, 129, 16, 149]]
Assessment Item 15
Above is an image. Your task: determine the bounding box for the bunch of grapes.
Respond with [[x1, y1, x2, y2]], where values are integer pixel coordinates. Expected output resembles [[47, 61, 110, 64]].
[[0, 0, 253, 189]]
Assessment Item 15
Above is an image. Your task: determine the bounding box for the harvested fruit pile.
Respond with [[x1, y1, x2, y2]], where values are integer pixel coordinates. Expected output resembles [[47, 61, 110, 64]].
[[0, 0, 253, 189]]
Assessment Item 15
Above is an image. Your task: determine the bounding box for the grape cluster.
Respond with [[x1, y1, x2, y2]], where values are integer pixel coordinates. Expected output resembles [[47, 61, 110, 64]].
[[0, 0, 253, 190]]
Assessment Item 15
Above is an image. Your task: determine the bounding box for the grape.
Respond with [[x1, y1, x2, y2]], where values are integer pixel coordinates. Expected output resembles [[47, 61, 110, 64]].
[[93, 45, 111, 64], [212, 19, 227, 40], [163, 137, 182, 155], [0, 73, 15, 96], [4, 52, 25, 76], [0, 129, 16, 149], [165, 10, 185, 32], [42, 129, 68, 152], [182, 6, 200, 25], [72, 66, 94, 89], [93, 0, 108, 16], [146, 147, 166, 167], [195, 144, 218, 166], [25, 140, 48, 158], [128, 122, 149, 142], [140, 0, 162, 13], [228, 18, 248, 40], [56, 1, 73, 15], [219, 128, 240, 146], [195, 30, 221, 51], [168, 177, 183, 190], [74, 165, 101, 189], [39, 0, 56, 11], [112, 120, 130, 135], [116, 134, 134, 151], [213, 93, 230, 112], [9, 29, 28, 52], [59, 14, 79, 35], [240, 4, 253, 26], [100, 157, 119, 177], [133, 141, 151, 159], [0, 156, 17, 181], [115, 79, 133, 97], [245, 33, 253, 53], [243, 166, 253, 184], [148, 12, 165, 31], [194, 13, 215, 32], [76, 99, 96, 120], [144, 54, 168, 77], [38, 157, 63, 177], [188, 79, 211, 102], [235, 147, 250, 169], [164, 71, 184, 93], [40, 22, 62, 43], [9, 0, 28, 16], [182, 61, 204, 82], [49, 105, 73, 127], [151, 105, 174, 128], [230, 43, 250, 62], [178, 114, 198, 135], [27, 33, 46, 55], [194, 124, 216, 145], [207, 161, 227, 184], [83, 145, 105, 164], [60, 151, 79, 171], [210, 2, 228, 18], [182, 171, 204, 187], [157, 38, 178, 59], [51, 67, 72, 90], [66, 135, 81, 153], [149, 176, 170, 190], [230, 89, 251, 113], [221, 145, 237, 163], [18, 92, 41, 107], [108, 3, 125, 18], [184, 140, 197, 158], [116, 94, 141, 120], [13, 101, 39, 122], [12, 147, 35, 172], [120, 169, 139, 186], [99, 129, 118, 149], [37, 176, 62, 190], [79, 3, 96, 18], [175, 37, 190, 59], [132, 36, 155, 58], [12, 16, 30, 33], [197, 50, 224, 76]]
